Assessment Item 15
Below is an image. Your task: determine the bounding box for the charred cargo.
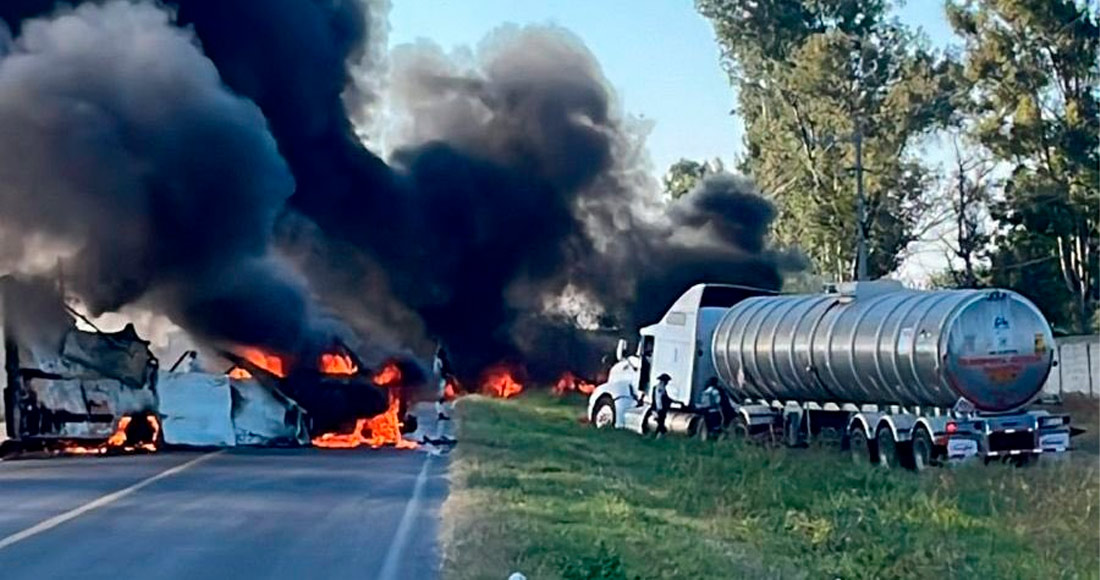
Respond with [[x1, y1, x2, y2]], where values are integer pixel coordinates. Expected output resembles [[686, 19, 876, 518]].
[[2, 276, 159, 446]]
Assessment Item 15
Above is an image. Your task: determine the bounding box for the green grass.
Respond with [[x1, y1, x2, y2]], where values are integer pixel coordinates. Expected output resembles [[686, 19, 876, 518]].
[[440, 393, 1100, 580]]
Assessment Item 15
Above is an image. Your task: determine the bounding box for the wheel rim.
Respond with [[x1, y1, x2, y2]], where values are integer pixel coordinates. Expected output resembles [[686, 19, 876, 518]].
[[594, 403, 614, 428]]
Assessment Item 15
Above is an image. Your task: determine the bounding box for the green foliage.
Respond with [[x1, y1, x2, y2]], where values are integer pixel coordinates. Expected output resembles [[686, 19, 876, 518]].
[[562, 544, 635, 580], [697, 0, 958, 281], [442, 393, 1100, 580], [662, 158, 724, 199], [947, 0, 1099, 332]]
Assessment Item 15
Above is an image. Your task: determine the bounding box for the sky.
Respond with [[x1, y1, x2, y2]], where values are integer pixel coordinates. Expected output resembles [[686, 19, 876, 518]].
[[386, 1, 962, 282]]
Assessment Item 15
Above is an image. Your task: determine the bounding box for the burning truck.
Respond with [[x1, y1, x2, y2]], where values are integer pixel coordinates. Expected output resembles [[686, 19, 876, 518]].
[[1, 275, 419, 455]]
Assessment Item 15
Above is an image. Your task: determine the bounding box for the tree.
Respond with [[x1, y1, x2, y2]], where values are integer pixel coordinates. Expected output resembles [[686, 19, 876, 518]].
[[697, 0, 958, 281], [936, 135, 994, 288], [662, 158, 724, 199], [947, 0, 1099, 332]]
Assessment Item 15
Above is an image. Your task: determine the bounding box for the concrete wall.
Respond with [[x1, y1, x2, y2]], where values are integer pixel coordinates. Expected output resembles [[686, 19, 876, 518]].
[[1043, 335, 1100, 398]]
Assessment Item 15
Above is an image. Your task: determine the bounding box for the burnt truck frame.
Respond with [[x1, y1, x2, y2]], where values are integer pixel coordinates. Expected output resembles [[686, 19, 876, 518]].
[[587, 283, 1073, 468], [2, 276, 159, 446]]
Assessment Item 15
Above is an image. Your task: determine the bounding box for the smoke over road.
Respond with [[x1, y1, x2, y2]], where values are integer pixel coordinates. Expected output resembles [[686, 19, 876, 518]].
[[0, 1, 792, 382], [0, 2, 318, 354]]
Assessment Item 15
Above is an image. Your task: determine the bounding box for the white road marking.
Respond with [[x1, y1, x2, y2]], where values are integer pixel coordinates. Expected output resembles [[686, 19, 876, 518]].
[[377, 454, 434, 580], [0, 450, 224, 551]]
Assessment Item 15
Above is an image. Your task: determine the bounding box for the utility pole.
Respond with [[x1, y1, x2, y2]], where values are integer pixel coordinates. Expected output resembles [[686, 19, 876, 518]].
[[853, 123, 867, 281]]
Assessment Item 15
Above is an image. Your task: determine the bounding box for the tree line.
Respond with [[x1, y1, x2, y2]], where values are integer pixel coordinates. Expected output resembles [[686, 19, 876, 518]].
[[674, 0, 1097, 334]]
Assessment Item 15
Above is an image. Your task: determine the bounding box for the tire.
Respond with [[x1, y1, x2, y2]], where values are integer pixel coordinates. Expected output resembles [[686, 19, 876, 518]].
[[848, 426, 872, 465], [731, 415, 751, 440], [910, 426, 935, 471], [876, 425, 900, 469], [592, 397, 616, 429]]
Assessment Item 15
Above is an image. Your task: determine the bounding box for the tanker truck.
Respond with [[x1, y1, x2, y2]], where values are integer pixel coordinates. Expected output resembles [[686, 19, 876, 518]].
[[586, 281, 1073, 468]]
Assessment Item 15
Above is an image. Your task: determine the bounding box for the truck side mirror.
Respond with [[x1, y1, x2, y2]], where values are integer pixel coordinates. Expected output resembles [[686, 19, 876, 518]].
[[615, 339, 628, 362]]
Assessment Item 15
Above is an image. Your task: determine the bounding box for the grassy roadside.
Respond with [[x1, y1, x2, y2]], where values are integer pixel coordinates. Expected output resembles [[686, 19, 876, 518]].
[[440, 393, 1100, 580]]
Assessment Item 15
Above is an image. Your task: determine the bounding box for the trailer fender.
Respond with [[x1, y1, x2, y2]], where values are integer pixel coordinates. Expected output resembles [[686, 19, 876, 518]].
[[913, 416, 940, 439], [736, 404, 778, 427], [876, 414, 918, 443], [846, 413, 873, 439]]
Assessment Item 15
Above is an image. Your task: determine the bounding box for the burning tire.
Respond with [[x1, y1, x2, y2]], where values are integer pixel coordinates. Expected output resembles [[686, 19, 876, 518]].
[[592, 397, 615, 429]]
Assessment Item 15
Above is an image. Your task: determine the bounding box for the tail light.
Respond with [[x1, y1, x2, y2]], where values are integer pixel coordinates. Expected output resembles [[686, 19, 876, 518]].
[[946, 421, 958, 434]]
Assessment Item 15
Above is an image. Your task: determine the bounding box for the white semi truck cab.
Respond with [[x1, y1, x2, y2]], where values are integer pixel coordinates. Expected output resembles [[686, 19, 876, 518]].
[[588, 282, 1074, 468]]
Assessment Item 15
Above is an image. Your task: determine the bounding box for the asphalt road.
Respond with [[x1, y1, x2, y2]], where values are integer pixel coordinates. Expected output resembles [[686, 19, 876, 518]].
[[0, 446, 448, 580]]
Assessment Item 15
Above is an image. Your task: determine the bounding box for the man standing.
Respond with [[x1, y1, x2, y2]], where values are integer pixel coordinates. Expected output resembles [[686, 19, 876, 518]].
[[433, 344, 453, 422], [652, 373, 672, 437], [701, 377, 725, 438]]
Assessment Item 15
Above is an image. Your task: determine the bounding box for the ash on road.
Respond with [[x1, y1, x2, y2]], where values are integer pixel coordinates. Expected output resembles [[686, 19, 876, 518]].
[[0, 448, 447, 580]]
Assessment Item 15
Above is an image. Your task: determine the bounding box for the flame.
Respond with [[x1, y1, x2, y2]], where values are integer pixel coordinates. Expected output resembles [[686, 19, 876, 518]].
[[63, 445, 106, 455], [141, 415, 161, 452], [321, 352, 359, 375], [312, 374, 417, 450], [373, 362, 402, 385], [228, 348, 286, 379], [553, 372, 595, 396], [444, 379, 458, 400], [63, 414, 159, 455], [480, 364, 524, 398], [107, 416, 132, 447]]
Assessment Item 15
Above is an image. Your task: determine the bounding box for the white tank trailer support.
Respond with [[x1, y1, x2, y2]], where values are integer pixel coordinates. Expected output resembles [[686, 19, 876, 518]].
[[587, 281, 1074, 469]]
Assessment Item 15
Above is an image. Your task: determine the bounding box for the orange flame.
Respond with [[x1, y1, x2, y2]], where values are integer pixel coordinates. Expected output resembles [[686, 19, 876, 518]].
[[444, 379, 458, 400], [321, 352, 359, 375], [107, 416, 132, 447], [553, 372, 595, 396], [480, 364, 524, 398], [372, 362, 402, 385], [63, 414, 159, 455], [228, 348, 286, 379], [312, 388, 418, 450]]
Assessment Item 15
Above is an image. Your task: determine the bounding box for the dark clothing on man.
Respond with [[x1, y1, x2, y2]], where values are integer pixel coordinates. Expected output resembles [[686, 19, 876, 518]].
[[653, 374, 672, 436]]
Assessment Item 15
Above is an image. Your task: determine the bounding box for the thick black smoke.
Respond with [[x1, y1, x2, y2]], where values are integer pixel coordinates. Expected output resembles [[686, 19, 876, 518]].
[[1, 1, 790, 383], [0, 1, 320, 354]]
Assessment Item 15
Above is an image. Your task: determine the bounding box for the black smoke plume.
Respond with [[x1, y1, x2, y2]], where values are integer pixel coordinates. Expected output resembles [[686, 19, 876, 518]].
[[0, 1, 320, 355], [1, 1, 791, 384]]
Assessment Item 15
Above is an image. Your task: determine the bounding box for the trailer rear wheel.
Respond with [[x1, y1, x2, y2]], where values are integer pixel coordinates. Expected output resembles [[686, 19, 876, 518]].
[[592, 397, 615, 429], [848, 427, 872, 464], [910, 427, 935, 471], [876, 426, 900, 469]]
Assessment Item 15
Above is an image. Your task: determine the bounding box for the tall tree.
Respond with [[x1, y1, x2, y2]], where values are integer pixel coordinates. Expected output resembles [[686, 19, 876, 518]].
[[698, 0, 958, 281], [947, 0, 1099, 333], [937, 135, 994, 288], [662, 158, 725, 199]]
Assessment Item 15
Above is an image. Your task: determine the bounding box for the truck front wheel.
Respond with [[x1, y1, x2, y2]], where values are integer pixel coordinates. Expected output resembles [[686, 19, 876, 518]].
[[592, 397, 616, 429]]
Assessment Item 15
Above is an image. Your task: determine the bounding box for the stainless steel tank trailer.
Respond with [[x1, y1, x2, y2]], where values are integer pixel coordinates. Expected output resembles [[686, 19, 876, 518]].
[[587, 281, 1073, 468]]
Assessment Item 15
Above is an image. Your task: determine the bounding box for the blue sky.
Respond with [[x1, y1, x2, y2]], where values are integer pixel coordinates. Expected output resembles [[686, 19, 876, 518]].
[[388, 1, 959, 177]]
